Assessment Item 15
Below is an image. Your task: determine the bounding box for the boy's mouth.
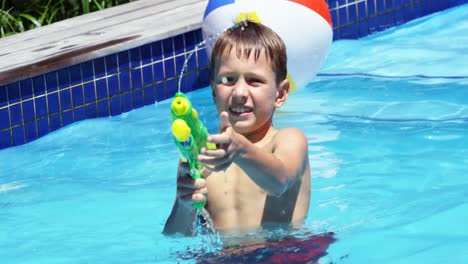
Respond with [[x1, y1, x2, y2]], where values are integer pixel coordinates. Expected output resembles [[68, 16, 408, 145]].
[[229, 106, 253, 116]]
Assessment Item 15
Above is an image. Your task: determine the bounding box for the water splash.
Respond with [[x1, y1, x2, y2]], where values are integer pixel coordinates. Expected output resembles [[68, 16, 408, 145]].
[[194, 208, 223, 253], [177, 40, 207, 93]]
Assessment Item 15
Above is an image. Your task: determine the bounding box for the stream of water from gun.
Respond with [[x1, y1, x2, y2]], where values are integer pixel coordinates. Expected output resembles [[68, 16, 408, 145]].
[[175, 40, 224, 247], [177, 40, 207, 93]]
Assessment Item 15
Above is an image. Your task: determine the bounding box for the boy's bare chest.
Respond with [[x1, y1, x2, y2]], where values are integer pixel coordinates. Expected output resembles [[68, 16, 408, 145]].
[[206, 165, 266, 209]]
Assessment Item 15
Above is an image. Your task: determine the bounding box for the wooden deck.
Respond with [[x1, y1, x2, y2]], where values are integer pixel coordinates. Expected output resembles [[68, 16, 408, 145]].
[[0, 0, 208, 86]]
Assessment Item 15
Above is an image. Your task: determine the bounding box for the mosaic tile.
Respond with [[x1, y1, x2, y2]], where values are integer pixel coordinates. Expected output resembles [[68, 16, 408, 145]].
[[153, 62, 164, 82], [144, 85, 156, 105], [337, 0, 347, 6], [0, 108, 9, 130], [395, 8, 405, 25], [131, 68, 143, 89], [414, 1, 423, 18], [33, 75, 47, 96], [359, 19, 369, 37], [174, 35, 185, 55], [94, 57, 106, 78], [37, 118, 49, 137], [164, 59, 176, 79], [7, 82, 20, 103], [179, 75, 190, 93], [97, 100, 110, 117], [130, 47, 141, 68], [69, 64, 82, 86], [58, 68, 70, 89], [197, 49, 208, 68], [106, 54, 119, 74], [133, 89, 144, 109], [45, 71, 59, 92], [151, 41, 163, 62], [25, 122, 37, 142], [74, 106, 86, 122], [0, 130, 12, 148], [386, 10, 395, 26], [22, 100, 35, 122], [175, 55, 187, 77], [187, 72, 199, 92], [50, 114, 61, 131], [367, 0, 376, 15], [84, 82, 96, 103], [85, 103, 97, 119], [119, 72, 131, 92], [110, 96, 122, 116], [187, 50, 198, 72], [82, 61, 94, 82], [96, 79, 108, 100], [166, 79, 178, 99], [142, 65, 153, 86], [72, 86, 85, 106], [12, 125, 25, 145], [163, 38, 174, 55], [121, 93, 132, 113], [118, 51, 130, 71], [108, 76, 119, 96], [184, 31, 196, 51], [141, 44, 152, 65], [35, 97, 48, 118], [60, 89, 73, 111], [0, 85, 7, 107], [349, 22, 359, 38], [62, 110, 73, 127], [348, 3, 358, 23], [20, 79, 33, 100], [155, 82, 165, 102], [194, 29, 203, 44], [376, 0, 385, 13], [330, 8, 338, 28]]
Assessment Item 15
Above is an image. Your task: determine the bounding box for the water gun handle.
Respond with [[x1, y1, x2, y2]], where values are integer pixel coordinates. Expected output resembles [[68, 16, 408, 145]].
[[171, 92, 215, 209]]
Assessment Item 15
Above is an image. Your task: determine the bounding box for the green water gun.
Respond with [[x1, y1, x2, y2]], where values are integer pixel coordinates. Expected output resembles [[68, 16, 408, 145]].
[[170, 92, 216, 209]]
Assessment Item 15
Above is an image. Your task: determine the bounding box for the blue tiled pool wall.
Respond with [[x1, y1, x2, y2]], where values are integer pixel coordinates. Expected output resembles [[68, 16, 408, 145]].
[[328, 0, 468, 39], [0, 30, 210, 149], [0, 0, 467, 149]]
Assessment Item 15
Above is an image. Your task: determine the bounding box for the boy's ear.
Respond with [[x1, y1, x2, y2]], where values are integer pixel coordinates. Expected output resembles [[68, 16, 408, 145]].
[[274, 79, 290, 108]]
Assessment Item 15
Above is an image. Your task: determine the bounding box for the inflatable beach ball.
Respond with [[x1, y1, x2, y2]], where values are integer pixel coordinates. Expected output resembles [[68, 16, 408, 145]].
[[202, 0, 333, 90]]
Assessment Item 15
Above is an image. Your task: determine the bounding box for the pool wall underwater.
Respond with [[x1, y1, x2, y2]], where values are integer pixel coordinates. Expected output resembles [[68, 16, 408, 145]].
[[0, 0, 467, 150]]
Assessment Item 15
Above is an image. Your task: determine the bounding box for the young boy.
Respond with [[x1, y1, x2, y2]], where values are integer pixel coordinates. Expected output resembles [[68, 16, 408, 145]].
[[164, 21, 311, 236]]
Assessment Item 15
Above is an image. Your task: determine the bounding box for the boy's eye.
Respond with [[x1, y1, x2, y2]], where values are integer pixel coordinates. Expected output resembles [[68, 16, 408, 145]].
[[219, 76, 235, 85], [248, 77, 264, 86]]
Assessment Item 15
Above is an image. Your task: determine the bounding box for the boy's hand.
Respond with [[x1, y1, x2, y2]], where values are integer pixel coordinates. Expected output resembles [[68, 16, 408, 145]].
[[198, 111, 245, 171], [176, 162, 207, 209]]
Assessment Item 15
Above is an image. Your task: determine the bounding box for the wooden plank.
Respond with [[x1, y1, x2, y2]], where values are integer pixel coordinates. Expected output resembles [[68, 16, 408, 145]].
[[0, 0, 182, 47], [1, 0, 205, 65], [0, 0, 208, 86]]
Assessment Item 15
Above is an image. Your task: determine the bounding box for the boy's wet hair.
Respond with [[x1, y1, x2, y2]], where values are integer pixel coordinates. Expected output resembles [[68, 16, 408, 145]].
[[210, 21, 288, 85]]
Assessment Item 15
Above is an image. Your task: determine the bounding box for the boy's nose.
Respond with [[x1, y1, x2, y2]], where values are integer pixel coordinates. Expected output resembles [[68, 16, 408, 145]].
[[232, 81, 248, 102]]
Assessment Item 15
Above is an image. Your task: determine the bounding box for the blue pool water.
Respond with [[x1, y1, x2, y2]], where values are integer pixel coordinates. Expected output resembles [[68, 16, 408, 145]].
[[1, 5, 467, 263]]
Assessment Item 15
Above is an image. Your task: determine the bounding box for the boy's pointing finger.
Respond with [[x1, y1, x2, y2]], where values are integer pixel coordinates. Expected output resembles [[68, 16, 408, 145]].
[[208, 134, 231, 145]]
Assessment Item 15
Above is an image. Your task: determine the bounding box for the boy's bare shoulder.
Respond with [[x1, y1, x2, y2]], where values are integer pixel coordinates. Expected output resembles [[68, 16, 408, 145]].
[[273, 127, 308, 148]]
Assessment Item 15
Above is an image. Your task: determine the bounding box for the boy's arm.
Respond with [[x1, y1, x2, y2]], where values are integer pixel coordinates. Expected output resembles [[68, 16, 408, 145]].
[[235, 127, 308, 197], [199, 113, 308, 197], [163, 162, 201, 236], [163, 196, 197, 236]]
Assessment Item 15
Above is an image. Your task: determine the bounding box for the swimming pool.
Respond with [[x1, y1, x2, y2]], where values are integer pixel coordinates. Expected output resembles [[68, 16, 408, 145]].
[[1, 4, 467, 263]]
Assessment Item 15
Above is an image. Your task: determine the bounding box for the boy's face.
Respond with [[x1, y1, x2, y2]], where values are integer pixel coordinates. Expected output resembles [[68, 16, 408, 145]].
[[212, 48, 289, 136]]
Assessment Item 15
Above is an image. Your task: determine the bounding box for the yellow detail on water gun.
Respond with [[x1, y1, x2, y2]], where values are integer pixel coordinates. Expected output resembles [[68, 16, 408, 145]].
[[170, 92, 215, 209]]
